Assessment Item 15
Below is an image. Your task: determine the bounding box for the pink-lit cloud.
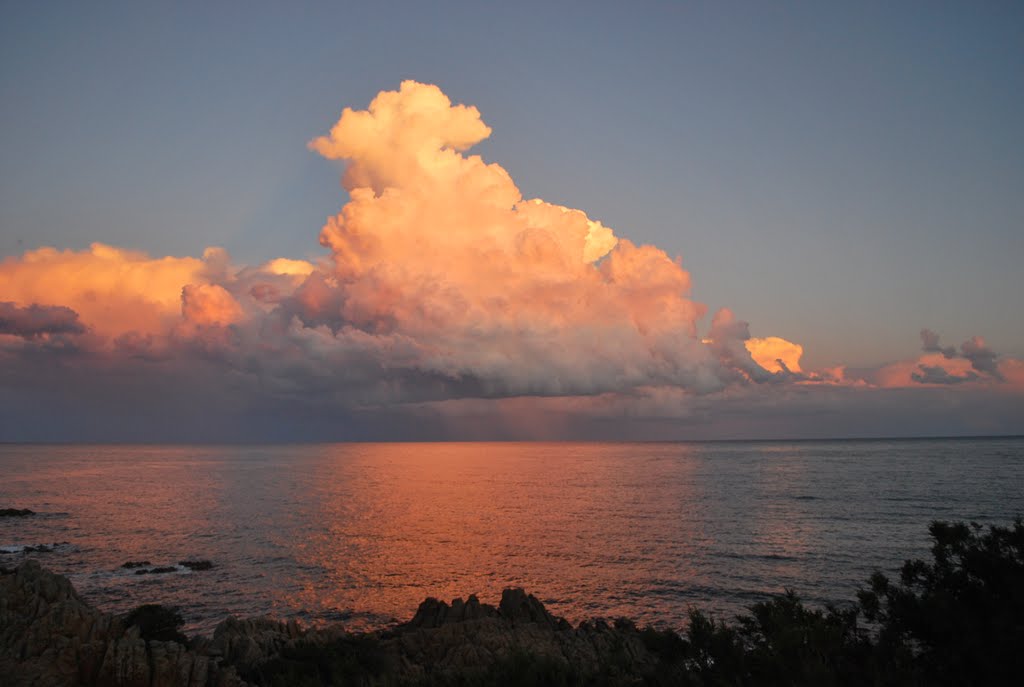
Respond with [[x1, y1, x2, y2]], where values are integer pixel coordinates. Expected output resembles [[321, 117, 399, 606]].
[[0, 82, 1021, 440]]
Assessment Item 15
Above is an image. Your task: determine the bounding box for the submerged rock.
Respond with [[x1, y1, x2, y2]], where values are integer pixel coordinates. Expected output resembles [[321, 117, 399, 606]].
[[120, 561, 151, 569], [0, 560, 687, 686], [135, 566, 177, 575], [179, 560, 214, 571], [0, 508, 34, 517]]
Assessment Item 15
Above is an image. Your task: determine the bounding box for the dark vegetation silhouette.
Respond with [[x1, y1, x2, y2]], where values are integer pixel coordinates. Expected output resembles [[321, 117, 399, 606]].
[[123, 603, 188, 644], [676, 519, 1024, 686], [130, 519, 1024, 686]]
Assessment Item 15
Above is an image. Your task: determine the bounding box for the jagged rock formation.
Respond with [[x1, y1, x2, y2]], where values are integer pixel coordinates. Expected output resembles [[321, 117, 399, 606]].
[[0, 560, 246, 686], [1, 561, 687, 686]]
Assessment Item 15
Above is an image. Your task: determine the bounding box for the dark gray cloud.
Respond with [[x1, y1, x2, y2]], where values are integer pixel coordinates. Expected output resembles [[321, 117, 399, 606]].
[[919, 328, 1005, 382], [911, 365, 979, 385], [920, 328, 957, 358], [960, 336, 1003, 381], [0, 302, 85, 339], [1, 351, 1020, 442]]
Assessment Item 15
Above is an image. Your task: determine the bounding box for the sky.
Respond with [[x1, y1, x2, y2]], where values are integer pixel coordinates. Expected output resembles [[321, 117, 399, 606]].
[[1, 2, 1022, 441]]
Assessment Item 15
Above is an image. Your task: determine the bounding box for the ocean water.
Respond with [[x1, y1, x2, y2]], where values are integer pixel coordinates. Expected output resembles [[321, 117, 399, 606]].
[[1, 439, 1022, 635]]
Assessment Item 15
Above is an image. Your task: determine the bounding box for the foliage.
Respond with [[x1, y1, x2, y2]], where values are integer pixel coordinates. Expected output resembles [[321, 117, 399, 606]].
[[858, 519, 1024, 686], [677, 518, 1024, 686], [478, 649, 579, 687], [247, 634, 398, 687], [124, 603, 187, 644]]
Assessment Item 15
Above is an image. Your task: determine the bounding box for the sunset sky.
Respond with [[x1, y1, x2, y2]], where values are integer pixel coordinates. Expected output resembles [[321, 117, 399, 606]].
[[2, 2, 1022, 441]]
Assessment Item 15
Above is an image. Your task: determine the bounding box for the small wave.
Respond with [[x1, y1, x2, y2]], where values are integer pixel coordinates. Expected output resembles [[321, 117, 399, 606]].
[[0, 542, 75, 555], [715, 551, 799, 562]]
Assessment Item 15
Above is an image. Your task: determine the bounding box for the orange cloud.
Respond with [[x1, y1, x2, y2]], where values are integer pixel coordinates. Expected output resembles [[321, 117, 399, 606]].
[[745, 336, 804, 373], [0, 243, 211, 337], [298, 80, 716, 395], [261, 258, 316, 277], [1, 82, 1019, 436], [181, 284, 244, 326]]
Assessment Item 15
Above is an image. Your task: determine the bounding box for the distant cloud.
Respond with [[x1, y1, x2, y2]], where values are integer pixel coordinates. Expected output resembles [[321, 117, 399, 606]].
[[915, 329, 1005, 383], [920, 328, 957, 358], [910, 365, 979, 385], [960, 336, 1003, 381]]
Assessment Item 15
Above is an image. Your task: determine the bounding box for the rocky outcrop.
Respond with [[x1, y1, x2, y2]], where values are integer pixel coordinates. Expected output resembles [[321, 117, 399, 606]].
[[1, 561, 688, 686], [0, 509, 34, 517], [0, 561, 246, 687], [383, 591, 678, 684]]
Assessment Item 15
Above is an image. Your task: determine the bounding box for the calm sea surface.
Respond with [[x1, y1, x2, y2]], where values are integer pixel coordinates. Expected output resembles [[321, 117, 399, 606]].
[[1, 439, 1022, 634]]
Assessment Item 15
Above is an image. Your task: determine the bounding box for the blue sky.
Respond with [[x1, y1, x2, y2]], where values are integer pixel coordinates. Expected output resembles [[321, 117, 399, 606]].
[[2, 2, 1022, 381]]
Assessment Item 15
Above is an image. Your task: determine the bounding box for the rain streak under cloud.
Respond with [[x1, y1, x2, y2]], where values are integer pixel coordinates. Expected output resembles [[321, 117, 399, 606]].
[[1, 83, 1021, 441]]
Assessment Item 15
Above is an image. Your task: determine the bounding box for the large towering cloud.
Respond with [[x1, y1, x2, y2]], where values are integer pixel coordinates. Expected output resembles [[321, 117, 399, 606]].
[[295, 81, 742, 397], [0, 82, 1021, 440]]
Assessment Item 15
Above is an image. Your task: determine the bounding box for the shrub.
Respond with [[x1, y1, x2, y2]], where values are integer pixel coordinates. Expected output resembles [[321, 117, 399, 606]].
[[858, 519, 1024, 686], [124, 604, 187, 644]]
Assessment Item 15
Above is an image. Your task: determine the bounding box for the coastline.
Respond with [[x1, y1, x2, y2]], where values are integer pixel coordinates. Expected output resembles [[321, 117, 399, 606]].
[[4, 517, 1022, 686], [1, 560, 687, 686]]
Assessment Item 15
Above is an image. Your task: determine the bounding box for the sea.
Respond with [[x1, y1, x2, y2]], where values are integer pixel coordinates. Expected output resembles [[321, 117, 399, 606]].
[[1, 438, 1022, 635]]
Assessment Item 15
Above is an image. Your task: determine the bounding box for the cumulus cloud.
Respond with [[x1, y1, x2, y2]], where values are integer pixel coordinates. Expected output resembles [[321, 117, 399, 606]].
[[0, 82, 1021, 440], [910, 329, 1006, 383], [293, 80, 746, 398], [0, 244, 214, 337], [0, 82, 799, 406]]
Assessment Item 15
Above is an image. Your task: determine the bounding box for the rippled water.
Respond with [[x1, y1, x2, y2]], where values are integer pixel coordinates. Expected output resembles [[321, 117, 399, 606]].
[[1, 439, 1022, 634]]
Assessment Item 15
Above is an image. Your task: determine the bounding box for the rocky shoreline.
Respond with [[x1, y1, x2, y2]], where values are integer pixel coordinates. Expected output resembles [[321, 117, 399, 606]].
[[0, 560, 687, 686], [4, 518, 1021, 686]]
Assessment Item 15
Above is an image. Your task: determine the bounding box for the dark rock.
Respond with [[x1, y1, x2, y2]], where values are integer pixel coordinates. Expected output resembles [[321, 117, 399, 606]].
[[120, 561, 151, 569], [0, 508, 34, 517], [179, 560, 214, 571], [406, 593, 501, 629], [498, 587, 565, 628], [21, 544, 52, 554], [0, 561, 247, 687]]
